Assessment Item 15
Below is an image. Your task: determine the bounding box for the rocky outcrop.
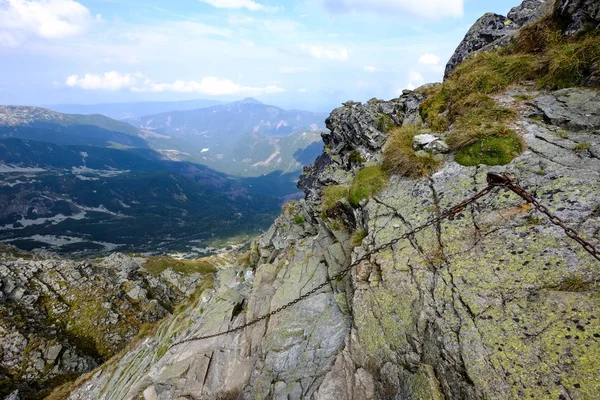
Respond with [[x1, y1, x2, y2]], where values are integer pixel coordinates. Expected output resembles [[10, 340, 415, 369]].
[[299, 92, 424, 201], [555, 0, 600, 35], [65, 86, 600, 399], [507, 0, 549, 26], [0, 250, 210, 399], [444, 0, 551, 78], [444, 13, 519, 78], [532, 88, 600, 131]]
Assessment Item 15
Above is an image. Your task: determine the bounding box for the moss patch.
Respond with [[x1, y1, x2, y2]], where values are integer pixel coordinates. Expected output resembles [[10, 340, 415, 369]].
[[348, 166, 389, 208], [142, 257, 218, 276], [455, 133, 524, 166]]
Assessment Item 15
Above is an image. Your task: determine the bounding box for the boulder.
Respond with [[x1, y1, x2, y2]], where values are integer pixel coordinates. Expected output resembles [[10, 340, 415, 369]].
[[508, 0, 549, 26], [444, 13, 518, 78], [555, 0, 600, 35]]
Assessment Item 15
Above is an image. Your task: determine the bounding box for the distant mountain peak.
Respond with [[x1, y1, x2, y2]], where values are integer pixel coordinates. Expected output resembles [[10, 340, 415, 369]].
[[239, 98, 264, 105]]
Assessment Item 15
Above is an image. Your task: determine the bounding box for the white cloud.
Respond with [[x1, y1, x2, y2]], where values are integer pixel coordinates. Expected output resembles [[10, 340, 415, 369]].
[[364, 65, 377, 73], [300, 44, 349, 61], [398, 69, 424, 93], [418, 52, 445, 73], [419, 53, 440, 65], [280, 66, 310, 74], [298, 88, 307, 93], [0, 0, 93, 44], [321, 0, 463, 19], [199, 0, 275, 11], [65, 72, 284, 96], [66, 71, 143, 90]]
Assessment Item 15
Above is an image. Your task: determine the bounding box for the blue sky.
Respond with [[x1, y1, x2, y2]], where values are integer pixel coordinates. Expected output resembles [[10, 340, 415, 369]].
[[0, 0, 519, 111]]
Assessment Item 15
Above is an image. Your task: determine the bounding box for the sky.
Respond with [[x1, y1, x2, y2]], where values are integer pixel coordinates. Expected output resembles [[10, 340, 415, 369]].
[[0, 0, 520, 112]]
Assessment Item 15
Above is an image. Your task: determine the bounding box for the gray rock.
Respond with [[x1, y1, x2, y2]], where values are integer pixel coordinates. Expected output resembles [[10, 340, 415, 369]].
[[533, 88, 600, 131], [445, 0, 549, 78], [555, 0, 600, 35], [3, 391, 21, 400], [508, 0, 549, 26], [444, 13, 518, 78], [412, 134, 439, 150]]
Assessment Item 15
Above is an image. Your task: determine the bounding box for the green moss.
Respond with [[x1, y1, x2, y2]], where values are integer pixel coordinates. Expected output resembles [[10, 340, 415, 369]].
[[383, 126, 443, 178], [321, 185, 349, 212], [376, 114, 395, 133], [455, 132, 524, 166], [294, 216, 305, 225], [348, 166, 389, 208], [142, 257, 218, 276]]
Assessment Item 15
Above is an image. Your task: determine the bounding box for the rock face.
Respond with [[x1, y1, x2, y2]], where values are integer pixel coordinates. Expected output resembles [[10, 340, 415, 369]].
[[444, 0, 550, 78], [0, 250, 208, 399], [508, 0, 549, 26], [298, 92, 424, 201], [65, 86, 600, 400], [555, 0, 600, 35], [444, 13, 519, 78]]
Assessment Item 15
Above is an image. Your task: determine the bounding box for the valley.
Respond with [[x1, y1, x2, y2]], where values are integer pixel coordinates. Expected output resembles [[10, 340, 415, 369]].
[[0, 100, 327, 256]]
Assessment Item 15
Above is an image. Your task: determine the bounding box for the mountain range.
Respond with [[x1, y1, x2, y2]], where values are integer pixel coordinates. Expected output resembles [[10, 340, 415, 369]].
[[0, 99, 327, 255]]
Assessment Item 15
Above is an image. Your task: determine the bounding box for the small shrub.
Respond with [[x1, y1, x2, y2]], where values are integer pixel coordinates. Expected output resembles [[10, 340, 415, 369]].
[[294, 216, 305, 224], [349, 150, 365, 164], [383, 126, 443, 178], [352, 229, 368, 246], [348, 166, 389, 207], [321, 185, 349, 212], [574, 143, 591, 152], [454, 131, 524, 166], [376, 114, 395, 133], [282, 201, 298, 216]]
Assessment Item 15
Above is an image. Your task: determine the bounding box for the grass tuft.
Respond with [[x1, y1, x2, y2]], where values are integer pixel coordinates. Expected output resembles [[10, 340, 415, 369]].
[[321, 185, 349, 212], [573, 143, 591, 152], [352, 229, 368, 246], [376, 114, 395, 133], [348, 166, 389, 208], [383, 126, 443, 178]]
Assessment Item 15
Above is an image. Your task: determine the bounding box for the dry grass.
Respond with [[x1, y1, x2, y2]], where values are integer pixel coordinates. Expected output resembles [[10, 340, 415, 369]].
[[383, 126, 443, 178]]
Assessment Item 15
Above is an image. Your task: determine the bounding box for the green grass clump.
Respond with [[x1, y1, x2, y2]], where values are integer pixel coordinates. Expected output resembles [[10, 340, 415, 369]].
[[383, 126, 443, 178], [348, 166, 389, 207], [142, 257, 218, 276], [352, 229, 368, 246], [321, 185, 349, 212], [454, 132, 524, 166], [573, 143, 591, 152], [349, 150, 365, 164], [376, 114, 395, 133], [294, 216, 305, 224]]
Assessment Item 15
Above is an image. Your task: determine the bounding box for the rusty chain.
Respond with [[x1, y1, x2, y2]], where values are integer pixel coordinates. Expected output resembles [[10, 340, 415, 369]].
[[487, 172, 600, 262], [169, 173, 599, 349]]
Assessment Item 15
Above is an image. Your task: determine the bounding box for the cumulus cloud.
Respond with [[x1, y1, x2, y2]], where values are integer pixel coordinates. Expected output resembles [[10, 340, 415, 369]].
[[418, 52, 445, 73], [321, 0, 463, 18], [399, 69, 425, 92], [65, 72, 284, 96], [199, 0, 276, 11], [419, 53, 440, 65], [0, 0, 93, 46], [300, 44, 349, 61], [66, 71, 143, 90]]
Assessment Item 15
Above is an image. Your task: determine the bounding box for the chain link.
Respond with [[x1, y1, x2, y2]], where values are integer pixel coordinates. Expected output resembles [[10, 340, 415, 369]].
[[169, 172, 599, 349]]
